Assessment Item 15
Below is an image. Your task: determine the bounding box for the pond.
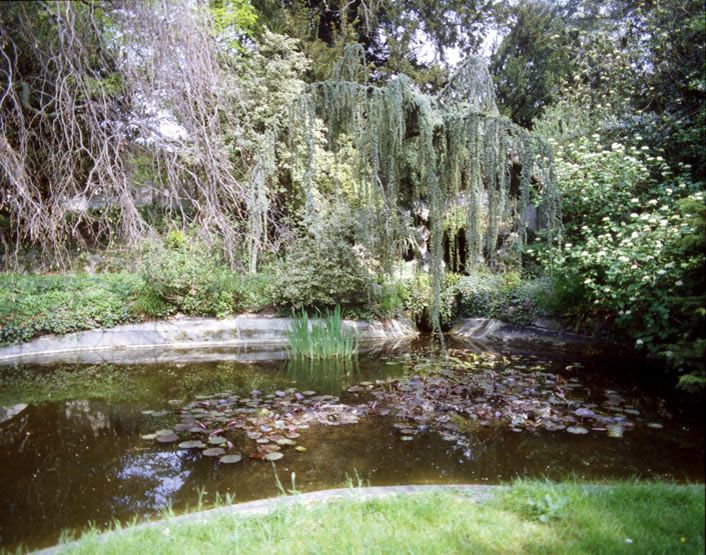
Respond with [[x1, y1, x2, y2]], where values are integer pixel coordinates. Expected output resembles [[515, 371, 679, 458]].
[[0, 337, 703, 551]]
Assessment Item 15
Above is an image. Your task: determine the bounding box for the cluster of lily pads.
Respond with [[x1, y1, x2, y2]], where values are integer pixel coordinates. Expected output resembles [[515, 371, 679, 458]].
[[143, 350, 666, 464], [142, 388, 370, 463], [353, 351, 664, 450]]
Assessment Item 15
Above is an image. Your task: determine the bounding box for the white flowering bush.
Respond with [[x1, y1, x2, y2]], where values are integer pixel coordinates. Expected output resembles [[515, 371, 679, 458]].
[[534, 138, 705, 386]]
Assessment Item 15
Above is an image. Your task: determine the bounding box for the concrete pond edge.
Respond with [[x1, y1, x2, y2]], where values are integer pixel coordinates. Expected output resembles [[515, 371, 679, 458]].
[[35, 484, 503, 554], [0, 315, 418, 365]]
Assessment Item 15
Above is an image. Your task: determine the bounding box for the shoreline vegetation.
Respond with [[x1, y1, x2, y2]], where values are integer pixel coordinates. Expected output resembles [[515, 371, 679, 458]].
[[47, 481, 705, 555]]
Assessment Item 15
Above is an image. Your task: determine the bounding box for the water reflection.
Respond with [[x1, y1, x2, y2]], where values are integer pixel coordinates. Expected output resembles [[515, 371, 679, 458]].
[[0, 347, 703, 551], [284, 358, 361, 395]]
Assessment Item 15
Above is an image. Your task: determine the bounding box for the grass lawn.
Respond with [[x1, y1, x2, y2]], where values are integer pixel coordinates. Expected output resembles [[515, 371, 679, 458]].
[[60, 481, 704, 554]]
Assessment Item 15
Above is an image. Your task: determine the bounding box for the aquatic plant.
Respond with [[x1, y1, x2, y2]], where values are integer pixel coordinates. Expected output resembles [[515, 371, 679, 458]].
[[287, 305, 358, 359]]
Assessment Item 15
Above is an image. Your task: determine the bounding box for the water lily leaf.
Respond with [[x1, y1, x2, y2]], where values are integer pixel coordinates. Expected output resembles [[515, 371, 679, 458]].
[[219, 454, 242, 464], [264, 452, 283, 461], [208, 436, 227, 445], [141, 410, 154, 415], [256, 438, 270, 444], [155, 429, 175, 436], [647, 422, 663, 429], [275, 438, 295, 446], [151, 410, 168, 417], [202, 447, 226, 457], [174, 423, 193, 432], [566, 426, 589, 435], [141, 433, 157, 440], [294, 446, 307, 452], [156, 433, 179, 443], [575, 408, 597, 419], [285, 432, 301, 439], [401, 436, 413, 441], [179, 440, 206, 449]]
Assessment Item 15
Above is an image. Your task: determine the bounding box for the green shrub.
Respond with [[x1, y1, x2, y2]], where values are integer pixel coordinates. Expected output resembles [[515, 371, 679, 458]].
[[454, 273, 553, 326], [239, 271, 276, 312], [400, 272, 459, 329], [273, 233, 375, 313], [138, 231, 241, 317], [0, 273, 141, 346], [531, 136, 706, 385]]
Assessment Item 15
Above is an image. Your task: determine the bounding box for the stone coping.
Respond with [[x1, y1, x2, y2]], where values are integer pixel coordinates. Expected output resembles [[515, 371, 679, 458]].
[[0, 315, 417, 365], [449, 317, 619, 353], [35, 484, 502, 554]]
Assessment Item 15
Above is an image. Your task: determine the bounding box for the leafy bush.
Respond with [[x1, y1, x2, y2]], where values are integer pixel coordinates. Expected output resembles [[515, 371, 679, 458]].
[[532, 137, 706, 384], [454, 273, 553, 326], [0, 273, 141, 346], [399, 272, 459, 330], [138, 231, 241, 318], [273, 231, 375, 313]]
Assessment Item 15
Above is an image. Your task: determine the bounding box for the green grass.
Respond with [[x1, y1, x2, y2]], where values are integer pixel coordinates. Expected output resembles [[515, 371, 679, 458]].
[[287, 305, 359, 359], [60, 481, 704, 554]]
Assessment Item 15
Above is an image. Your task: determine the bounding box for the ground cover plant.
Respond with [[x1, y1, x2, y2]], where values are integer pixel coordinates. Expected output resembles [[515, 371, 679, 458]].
[[60, 481, 705, 554]]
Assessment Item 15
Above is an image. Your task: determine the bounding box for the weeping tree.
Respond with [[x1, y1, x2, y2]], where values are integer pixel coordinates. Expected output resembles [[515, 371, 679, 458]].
[[292, 45, 561, 335], [0, 0, 263, 267]]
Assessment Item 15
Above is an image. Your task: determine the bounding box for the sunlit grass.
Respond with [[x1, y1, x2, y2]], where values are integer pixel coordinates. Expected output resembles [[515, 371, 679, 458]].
[[287, 305, 358, 359], [61, 480, 704, 554]]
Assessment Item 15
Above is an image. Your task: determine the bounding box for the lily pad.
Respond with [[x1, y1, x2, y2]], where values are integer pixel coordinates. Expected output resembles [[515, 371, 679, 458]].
[[141, 433, 157, 440], [155, 429, 175, 437], [566, 426, 589, 435], [156, 433, 179, 443], [264, 452, 283, 461], [179, 440, 206, 449], [294, 445, 307, 452], [275, 438, 296, 446], [208, 436, 227, 445], [202, 447, 226, 457], [219, 454, 242, 464], [647, 422, 663, 429]]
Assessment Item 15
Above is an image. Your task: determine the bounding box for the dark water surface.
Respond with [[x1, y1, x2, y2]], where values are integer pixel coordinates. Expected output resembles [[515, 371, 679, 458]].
[[0, 339, 703, 551]]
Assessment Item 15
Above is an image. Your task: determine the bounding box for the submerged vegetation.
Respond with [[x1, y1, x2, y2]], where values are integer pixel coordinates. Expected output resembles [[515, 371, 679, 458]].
[[287, 306, 358, 359]]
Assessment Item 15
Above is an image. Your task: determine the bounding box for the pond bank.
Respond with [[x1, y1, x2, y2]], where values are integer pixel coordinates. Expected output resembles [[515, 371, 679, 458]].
[[449, 317, 624, 353], [36, 484, 499, 554], [37, 481, 705, 555], [0, 315, 417, 364]]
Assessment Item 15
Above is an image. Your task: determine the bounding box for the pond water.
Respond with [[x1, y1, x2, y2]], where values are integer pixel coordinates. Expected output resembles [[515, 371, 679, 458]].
[[0, 338, 703, 551]]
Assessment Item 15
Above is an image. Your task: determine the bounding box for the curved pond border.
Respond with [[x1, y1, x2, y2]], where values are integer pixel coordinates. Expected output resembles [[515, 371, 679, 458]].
[[0, 315, 417, 364], [35, 484, 501, 554]]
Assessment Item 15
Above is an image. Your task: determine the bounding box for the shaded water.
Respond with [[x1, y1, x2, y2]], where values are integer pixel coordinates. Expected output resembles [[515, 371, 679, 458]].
[[0, 339, 703, 551]]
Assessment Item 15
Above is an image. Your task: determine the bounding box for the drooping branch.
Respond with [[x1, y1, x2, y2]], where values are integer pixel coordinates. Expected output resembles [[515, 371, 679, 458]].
[[293, 44, 561, 332]]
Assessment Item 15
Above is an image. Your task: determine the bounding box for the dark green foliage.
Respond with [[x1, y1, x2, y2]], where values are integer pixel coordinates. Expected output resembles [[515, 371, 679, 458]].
[[273, 232, 375, 312], [0, 273, 141, 346], [138, 231, 241, 318], [455, 273, 553, 326]]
